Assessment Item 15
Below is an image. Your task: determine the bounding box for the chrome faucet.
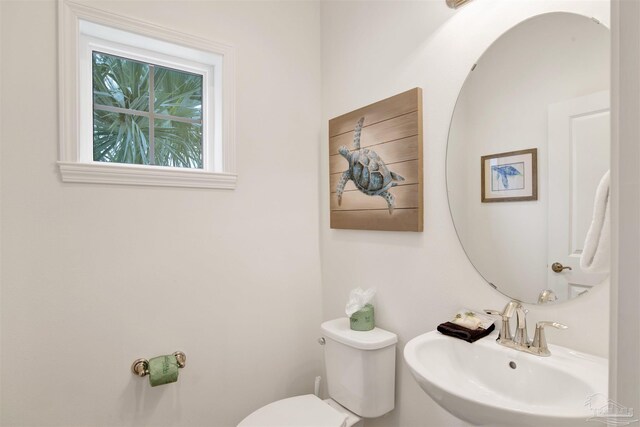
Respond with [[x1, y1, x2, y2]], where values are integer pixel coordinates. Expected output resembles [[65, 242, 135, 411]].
[[530, 321, 568, 356], [485, 301, 518, 345], [537, 289, 558, 304], [513, 304, 530, 347], [485, 301, 567, 357]]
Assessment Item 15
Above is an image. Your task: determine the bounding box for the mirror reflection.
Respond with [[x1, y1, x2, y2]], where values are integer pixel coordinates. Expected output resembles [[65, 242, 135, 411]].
[[447, 13, 610, 304]]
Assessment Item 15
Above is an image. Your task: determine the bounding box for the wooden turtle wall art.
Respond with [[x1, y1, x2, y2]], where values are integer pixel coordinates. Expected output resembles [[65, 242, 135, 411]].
[[329, 87, 423, 232], [336, 117, 405, 214]]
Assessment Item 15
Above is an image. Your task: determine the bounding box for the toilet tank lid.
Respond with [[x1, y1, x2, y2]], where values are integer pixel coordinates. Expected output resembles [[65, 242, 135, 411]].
[[321, 318, 398, 350]]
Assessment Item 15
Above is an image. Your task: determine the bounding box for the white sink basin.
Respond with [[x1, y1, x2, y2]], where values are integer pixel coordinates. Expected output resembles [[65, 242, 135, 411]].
[[404, 331, 608, 427]]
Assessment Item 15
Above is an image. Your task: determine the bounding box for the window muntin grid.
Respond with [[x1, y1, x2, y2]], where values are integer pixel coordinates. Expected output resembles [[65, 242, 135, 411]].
[[92, 51, 204, 168]]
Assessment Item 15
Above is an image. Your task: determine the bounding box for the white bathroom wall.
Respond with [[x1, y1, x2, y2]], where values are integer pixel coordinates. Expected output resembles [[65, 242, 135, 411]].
[[610, 0, 640, 416], [0, 1, 322, 426], [448, 13, 610, 303], [320, 1, 610, 426], [0, 0, 4, 415]]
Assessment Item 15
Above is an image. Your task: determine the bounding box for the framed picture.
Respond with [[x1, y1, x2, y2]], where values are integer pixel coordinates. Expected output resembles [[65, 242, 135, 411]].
[[481, 148, 537, 202], [329, 88, 423, 231]]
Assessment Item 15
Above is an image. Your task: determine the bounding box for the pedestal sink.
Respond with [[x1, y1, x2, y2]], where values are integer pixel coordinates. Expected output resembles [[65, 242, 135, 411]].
[[404, 331, 608, 427]]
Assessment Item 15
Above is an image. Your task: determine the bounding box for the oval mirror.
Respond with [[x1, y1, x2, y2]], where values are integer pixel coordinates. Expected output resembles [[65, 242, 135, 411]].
[[447, 12, 610, 304]]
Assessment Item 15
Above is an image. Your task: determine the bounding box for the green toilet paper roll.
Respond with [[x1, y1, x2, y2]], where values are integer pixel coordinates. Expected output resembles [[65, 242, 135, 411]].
[[350, 304, 375, 331], [148, 354, 179, 387]]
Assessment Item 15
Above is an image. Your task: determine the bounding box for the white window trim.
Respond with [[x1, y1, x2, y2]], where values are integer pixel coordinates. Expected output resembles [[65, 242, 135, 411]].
[[79, 28, 221, 170], [58, 0, 236, 189]]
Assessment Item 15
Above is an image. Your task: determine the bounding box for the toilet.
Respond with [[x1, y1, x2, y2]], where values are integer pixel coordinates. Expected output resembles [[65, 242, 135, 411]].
[[238, 318, 398, 427]]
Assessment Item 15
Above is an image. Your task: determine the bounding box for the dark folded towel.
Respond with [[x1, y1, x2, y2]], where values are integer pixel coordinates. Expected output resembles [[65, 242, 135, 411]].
[[437, 322, 495, 343]]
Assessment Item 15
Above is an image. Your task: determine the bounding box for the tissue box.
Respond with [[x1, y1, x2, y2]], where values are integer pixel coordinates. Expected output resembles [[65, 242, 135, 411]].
[[350, 304, 374, 331]]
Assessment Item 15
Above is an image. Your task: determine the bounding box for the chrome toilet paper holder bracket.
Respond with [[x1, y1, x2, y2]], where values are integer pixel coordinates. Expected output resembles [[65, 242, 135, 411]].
[[131, 351, 186, 377]]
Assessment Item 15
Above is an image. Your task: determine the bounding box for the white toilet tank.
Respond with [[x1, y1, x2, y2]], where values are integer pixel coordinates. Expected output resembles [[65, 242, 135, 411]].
[[320, 318, 397, 418]]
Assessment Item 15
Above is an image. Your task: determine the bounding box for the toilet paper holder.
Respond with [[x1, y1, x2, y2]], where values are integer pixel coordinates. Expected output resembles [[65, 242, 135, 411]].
[[131, 351, 186, 377]]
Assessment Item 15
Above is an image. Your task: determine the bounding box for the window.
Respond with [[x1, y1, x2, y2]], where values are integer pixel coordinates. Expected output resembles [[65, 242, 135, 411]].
[[92, 52, 204, 168], [59, 1, 236, 188]]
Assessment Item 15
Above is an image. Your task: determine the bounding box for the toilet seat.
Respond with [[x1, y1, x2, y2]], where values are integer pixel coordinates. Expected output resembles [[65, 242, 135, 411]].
[[237, 394, 348, 427]]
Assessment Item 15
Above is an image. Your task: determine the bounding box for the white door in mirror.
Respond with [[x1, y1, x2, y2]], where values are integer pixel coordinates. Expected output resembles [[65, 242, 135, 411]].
[[547, 91, 610, 299]]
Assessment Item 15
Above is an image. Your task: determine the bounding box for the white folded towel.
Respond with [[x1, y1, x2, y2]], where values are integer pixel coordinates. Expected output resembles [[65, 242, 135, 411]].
[[580, 170, 610, 273], [451, 309, 495, 330]]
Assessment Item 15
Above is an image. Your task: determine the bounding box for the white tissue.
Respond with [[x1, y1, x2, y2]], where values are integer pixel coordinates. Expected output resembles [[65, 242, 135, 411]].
[[345, 287, 376, 317]]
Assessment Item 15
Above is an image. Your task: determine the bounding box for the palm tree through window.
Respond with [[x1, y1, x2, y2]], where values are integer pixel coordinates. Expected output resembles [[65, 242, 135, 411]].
[[92, 51, 204, 168]]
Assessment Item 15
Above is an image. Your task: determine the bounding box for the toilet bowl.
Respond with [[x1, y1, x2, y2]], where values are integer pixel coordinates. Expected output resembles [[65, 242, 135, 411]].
[[237, 318, 397, 427], [237, 394, 362, 427]]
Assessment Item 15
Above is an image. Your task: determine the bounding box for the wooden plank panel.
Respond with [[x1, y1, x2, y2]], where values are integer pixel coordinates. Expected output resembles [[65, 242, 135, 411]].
[[329, 155, 346, 174], [329, 87, 423, 232], [330, 208, 420, 231], [329, 88, 421, 137], [329, 136, 419, 173], [329, 111, 419, 154], [330, 159, 419, 193], [330, 184, 418, 211]]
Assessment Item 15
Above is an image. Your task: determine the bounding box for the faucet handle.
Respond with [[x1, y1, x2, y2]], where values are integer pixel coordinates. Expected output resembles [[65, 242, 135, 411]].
[[484, 300, 521, 318], [484, 309, 502, 316], [484, 309, 513, 344], [513, 306, 530, 346], [537, 321, 568, 330], [531, 321, 568, 356]]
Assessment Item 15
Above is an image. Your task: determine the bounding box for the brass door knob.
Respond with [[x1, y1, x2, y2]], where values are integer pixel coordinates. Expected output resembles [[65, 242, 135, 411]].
[[551, 262, 572, 273]]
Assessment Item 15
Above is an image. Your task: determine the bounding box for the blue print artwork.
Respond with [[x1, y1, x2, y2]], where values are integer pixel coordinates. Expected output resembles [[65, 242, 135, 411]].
[[491, 162, 525, 191]]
